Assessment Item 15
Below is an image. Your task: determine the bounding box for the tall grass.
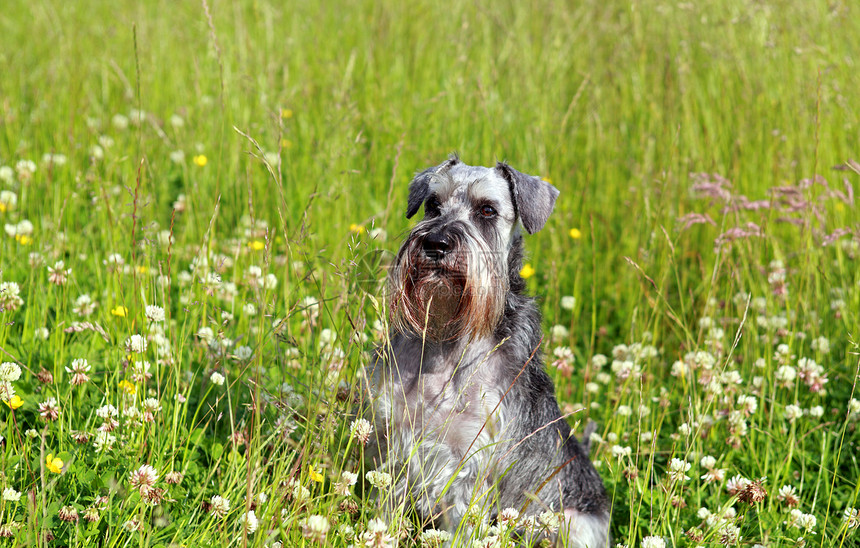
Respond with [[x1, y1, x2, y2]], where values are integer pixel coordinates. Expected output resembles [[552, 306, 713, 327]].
[[0, 0, 857, 546]]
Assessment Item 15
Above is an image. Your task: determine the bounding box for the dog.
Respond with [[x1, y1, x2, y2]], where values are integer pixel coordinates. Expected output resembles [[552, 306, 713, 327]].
[[366, 155, 610, 547]]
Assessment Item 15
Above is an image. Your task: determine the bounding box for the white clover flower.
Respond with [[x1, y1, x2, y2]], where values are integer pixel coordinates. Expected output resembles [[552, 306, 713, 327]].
[[642, 536, 666, 548], [301, 514, 331, 542], [533, 510, 560, 533], [611, 445, 632, 459], [811, 336, 830, 354], [66, 358, 91, 386], [718, 522, 741, 544], [93, 431, 117, 452], [0, 282, 24, 311], [318, 328, 337, 348], [95, 404, 118, 418], [498, 507, 520, 527], [112, 114, 129, 129], [197, 326, 215, 343], [210, 371, 226, 386], [550, 324, 569, 340], [700, 455, 717, 469], [365, 470, 392, 490], [142, 398, 162, 413], [0, 362, 21, 382], [126, 334, 147, 354], [145, 305, 165, 323], [784, 404, 803, 422], [798, 512, 817, 532], [560, 296, 576, 310], [234, 346, 253, 361], [611, 360, 635, 380], [668, 458, 692, 481], [843, 507, 860, 529], [128, 109, 146, 126], [241, 510, 259, 534], [775, 365, 797, 386], [591, 354, 608, 368], [128, 464, 159, 495], [360, 518, 393, 547], [776, 485, 799, 506], [15, 159, 36, 180], [340, 471, 358, 486], [169, 150, 186, 164], [0, 190, 17, 211], [726, 475, 751, 495], [262, 273, 278, 289], [4, 219, 33, 237], [419, 529, 451, 547], [42, 153, 67, 167], [737, 394, 758, 415], [350, 418, 373, 445], [2, 488, 21, 502], [209, 495, 230, 518], [0, 166, 13, 183], [287, 478, 310, 502]]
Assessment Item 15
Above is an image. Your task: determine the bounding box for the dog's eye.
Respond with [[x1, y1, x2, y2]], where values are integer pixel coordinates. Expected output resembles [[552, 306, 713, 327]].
[[479, 205, 497, 218], [425, 198, 441, 215]]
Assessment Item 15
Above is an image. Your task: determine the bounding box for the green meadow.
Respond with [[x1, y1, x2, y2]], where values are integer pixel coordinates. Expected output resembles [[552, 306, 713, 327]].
[[0, 0, 858, 546]]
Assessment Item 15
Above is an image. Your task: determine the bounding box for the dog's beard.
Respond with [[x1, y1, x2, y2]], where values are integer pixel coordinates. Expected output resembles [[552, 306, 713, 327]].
[[388, 232, 507, 341]]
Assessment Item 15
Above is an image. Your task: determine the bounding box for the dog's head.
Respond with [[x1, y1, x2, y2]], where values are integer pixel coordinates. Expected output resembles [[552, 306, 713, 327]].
[[388, 154, 559, 341]]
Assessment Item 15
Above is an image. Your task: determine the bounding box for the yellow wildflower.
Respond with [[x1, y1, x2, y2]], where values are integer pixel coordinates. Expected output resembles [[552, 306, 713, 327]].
[[281, 108, 293, 119], [15, 234, 33, 245], [569, 228, 582, 240], [118, 380, 136, 395], [111, 306, 128, 317], [193, 155, 208, 167], [46, 453, 63, 474], [542, 176, 553, 184], [5, 395, 23, 409], [349, 223, 365, 234], [520, 264, 535, 279], [309, 466, 324, 483], [0, 203, 6, 213], [248, 240, 265, 251], [136, 265, 148, 275]]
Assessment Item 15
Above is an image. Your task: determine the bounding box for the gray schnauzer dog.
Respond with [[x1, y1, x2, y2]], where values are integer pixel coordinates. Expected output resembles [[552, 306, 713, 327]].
[[366, 155, 610, 547]]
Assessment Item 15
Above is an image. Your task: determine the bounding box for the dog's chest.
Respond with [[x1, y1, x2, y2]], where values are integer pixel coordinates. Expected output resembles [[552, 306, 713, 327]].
[[377, 340, 507, 459]]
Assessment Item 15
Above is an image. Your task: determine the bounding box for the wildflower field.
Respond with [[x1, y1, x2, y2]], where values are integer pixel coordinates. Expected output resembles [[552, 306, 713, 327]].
[[1, 0, 859, 546]]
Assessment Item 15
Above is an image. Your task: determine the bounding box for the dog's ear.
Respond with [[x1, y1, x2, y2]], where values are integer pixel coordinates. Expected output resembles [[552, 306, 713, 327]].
[[406, 154, 460, 219], [496, 162, 560, 234]]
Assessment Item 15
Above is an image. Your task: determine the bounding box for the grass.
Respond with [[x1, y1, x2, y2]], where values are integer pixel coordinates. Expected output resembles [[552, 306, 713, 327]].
[[0, 0, 858, 546]]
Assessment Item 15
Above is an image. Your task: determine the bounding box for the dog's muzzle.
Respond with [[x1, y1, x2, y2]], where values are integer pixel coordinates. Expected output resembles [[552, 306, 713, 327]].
[[421, 232, 451, 262]]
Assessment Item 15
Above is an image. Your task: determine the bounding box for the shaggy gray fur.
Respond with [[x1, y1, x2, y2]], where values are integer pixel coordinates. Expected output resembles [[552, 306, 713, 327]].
[[366, 156, 610, 547]]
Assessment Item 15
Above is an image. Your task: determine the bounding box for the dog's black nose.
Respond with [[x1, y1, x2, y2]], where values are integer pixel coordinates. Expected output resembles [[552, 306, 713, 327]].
[[422, 233, 450, 261]]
